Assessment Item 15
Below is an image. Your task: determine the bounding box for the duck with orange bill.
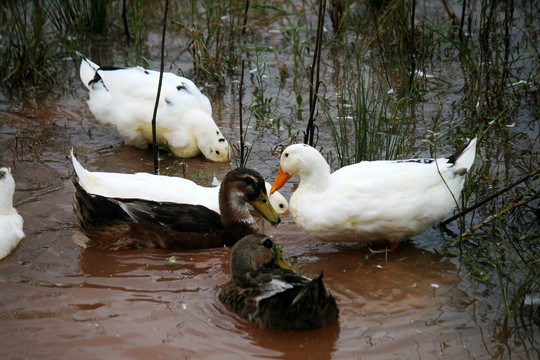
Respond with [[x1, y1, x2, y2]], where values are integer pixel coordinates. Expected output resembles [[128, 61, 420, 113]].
[[270, 138, 477, 248]]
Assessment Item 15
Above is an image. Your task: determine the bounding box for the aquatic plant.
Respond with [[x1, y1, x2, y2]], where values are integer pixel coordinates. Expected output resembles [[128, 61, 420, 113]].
[[0, 1, 53, 85], [48, 0, 109, 35]]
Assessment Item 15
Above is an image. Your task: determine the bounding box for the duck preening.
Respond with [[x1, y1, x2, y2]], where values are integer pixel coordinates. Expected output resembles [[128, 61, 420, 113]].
[[72, 168, 280, 250], [271, 138, 477, 245], [0, 167, 25, 260], [70, 149, 288, 215], [219, 234, 339, 331], [79, 58, 229, 162]]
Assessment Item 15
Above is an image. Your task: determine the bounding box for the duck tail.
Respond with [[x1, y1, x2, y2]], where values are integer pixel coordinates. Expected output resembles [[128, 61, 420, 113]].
[[80, 58, 99, 89], [70, 149, 94, 192], [448, 137, 477, 176], [290, 272, 339, 327], [72, 178, 97, 249], [72, 177, 131, 248]]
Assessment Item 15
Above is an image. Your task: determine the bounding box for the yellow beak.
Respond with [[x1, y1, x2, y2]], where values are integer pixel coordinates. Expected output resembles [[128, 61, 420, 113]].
[[272, 244, 293, 270], [270, 165, 292, 194], [250, 189, 281, 226]]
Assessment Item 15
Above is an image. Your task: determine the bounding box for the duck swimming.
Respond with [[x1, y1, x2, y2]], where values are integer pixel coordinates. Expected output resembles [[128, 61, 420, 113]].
[[73, 168, 280, 250], [271, 138, 477, 245], [70, 150, 288, 215], [79, 58, 229, 161], [219, 234, 339, 331], [0, 167, 25, 260]]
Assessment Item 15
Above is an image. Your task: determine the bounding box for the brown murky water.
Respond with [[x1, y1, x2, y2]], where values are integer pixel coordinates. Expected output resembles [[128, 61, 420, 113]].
[[1, 88, 536, 359], [1, 1, 539, 357]]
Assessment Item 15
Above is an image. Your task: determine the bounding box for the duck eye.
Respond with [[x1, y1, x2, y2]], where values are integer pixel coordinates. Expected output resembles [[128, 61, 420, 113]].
[[284, 153, 289, 157], [279, 204, 284, 208], [263, 238, 273, 248], [245, 177, 255, 186]]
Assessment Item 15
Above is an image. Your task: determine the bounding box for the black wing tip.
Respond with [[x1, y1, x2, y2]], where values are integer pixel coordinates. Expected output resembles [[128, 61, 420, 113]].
[[447, 137, 475, 165]]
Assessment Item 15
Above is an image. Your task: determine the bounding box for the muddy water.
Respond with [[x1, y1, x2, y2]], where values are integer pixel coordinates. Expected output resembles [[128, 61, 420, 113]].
[[0, 87, 536, 359]]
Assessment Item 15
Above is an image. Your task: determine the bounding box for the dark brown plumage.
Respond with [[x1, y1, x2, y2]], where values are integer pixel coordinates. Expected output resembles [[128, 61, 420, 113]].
[[219, 234, 339, 331], [72, 168, 280, 250]]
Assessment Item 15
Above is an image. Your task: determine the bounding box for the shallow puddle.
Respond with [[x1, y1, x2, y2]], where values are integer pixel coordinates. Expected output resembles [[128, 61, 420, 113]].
[[0, 92, 537, 358]]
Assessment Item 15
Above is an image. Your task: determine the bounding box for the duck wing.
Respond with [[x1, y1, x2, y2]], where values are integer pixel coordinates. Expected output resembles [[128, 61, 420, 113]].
[[117, 198, 222, 233], [89, 64, 211, 114], [71, 150, 221, 212], [72, 178, 226, 249]]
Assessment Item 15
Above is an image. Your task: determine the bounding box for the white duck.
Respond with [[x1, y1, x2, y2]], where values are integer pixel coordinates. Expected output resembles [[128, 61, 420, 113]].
[[271, 138, 477, 245], [0, 167, 25, 260], [71, 150, 288, 215], [79, 58, 230, 162]]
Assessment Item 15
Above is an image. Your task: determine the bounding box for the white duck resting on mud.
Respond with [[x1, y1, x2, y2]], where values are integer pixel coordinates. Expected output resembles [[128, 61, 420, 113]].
[[79, 58, 230, 162]]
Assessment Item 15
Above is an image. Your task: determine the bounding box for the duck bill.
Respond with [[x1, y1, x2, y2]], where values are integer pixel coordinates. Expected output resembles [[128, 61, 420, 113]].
[[250, 190, 281, 226], [270, 165, 292, 194], [272, 244, 293, 270]]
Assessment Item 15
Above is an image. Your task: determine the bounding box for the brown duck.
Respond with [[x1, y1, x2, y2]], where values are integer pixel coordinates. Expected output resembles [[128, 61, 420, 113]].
[[73, 168, 281, 249], [219, 234, 339, 331]]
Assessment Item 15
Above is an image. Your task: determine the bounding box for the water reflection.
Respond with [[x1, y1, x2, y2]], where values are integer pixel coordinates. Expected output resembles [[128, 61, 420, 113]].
[[247, 323, 340, 359]]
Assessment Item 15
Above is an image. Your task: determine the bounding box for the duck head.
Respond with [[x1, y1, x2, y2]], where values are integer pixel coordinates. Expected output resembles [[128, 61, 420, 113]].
[[230, 234, 292, 279], [0, 167, 16, 213], [219, 168, 281, 227], [271, 144, 330, 193], [266, 184, 289, 215], [191, 110, 230, 162]]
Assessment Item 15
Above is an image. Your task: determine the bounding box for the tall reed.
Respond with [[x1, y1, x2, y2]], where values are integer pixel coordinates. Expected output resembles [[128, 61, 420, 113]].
[[1, 1, 52, 85]]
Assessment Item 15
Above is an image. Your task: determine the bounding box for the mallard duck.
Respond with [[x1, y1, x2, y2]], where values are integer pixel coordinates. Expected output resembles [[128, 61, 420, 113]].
[[70, 150, 288, 215], [271, 138, 477, 245], [219, 234, 339, 331], [79, 58, 230, 162], [73, 168, 280, 250], [0, 167, 25, 260]]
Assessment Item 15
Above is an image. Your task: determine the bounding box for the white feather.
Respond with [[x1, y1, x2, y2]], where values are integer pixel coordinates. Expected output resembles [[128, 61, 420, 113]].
[[0, 168, 24, 260], [255, 278, 294, 301]]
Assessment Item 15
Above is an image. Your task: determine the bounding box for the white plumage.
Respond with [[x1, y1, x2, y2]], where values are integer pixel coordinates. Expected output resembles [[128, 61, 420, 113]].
[[271, 139, 477, 243], [0, 167, 24, 260], [79, 58, 230, 162], [71, 150, 288, 215]]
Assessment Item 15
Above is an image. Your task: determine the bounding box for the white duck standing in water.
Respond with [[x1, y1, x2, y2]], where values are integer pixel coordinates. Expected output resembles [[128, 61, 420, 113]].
[[79, 58, 230, 162], [271, 138, 477, 247], [0, 167, 25, 260]]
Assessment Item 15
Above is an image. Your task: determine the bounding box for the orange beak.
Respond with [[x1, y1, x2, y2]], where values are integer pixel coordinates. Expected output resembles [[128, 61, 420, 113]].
[[270, 165, 292, 194]]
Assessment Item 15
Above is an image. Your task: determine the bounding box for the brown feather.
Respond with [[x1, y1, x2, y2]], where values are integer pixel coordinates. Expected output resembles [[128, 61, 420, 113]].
[[219, 235, 339, 331]]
